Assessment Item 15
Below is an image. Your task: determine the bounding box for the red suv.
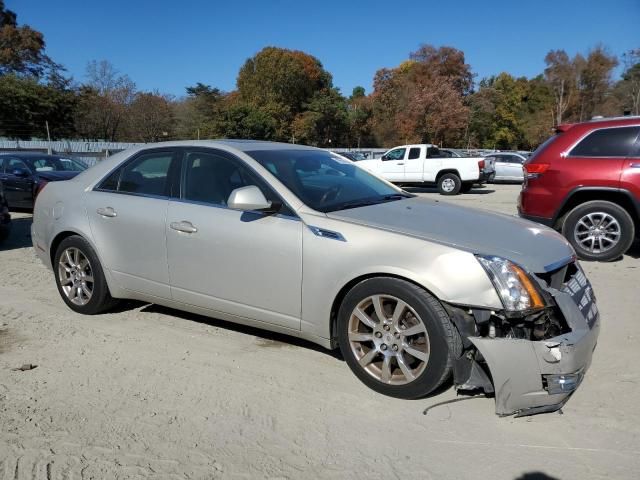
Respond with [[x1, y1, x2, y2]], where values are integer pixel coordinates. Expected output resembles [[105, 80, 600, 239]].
[[519, 116, 640, 261]]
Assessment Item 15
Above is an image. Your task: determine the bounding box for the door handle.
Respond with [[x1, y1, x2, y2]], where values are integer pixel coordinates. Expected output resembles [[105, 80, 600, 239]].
[[396, 162, 405, 165], [170, 221, 198, 234], [630, 163, 640, 168], [96, 207, 117, 218]]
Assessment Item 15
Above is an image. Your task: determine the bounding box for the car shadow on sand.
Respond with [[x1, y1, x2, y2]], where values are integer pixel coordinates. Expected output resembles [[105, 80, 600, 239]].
[[0, 216, 33, 251], [137, 303, 344, 360]]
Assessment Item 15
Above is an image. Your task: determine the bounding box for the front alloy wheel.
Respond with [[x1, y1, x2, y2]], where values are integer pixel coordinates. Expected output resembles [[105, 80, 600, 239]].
[[348, 295, 430, 385], [338, 278, 461, 399]]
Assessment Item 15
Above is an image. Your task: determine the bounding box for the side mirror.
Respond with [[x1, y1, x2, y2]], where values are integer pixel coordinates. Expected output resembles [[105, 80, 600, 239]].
[[227, 185, 274, 212], [12, 168, 30, 177]]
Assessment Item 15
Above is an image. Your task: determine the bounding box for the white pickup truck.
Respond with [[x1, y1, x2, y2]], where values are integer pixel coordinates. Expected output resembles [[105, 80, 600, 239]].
[[356, 144, 492, 195]]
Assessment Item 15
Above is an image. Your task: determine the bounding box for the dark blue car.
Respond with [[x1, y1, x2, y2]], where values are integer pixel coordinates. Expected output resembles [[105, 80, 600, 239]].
[[0, 152, 88, 209]]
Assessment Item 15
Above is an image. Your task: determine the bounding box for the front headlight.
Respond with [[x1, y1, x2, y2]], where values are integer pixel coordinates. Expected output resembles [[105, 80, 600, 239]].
[[476, 255, 545, 313]]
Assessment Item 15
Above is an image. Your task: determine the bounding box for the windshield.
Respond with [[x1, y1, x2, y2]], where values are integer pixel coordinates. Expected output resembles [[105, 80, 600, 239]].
[[247, 149, 409, 212], [25, 156, 88, 173]]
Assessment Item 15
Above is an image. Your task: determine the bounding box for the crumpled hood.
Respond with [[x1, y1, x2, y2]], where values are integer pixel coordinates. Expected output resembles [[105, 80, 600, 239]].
[[327, 197, 574, 273], [35, 171, 80, 182]]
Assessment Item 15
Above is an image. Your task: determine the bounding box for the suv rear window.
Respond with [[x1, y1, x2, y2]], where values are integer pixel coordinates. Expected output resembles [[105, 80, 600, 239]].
[[569, 126, 640, 157]]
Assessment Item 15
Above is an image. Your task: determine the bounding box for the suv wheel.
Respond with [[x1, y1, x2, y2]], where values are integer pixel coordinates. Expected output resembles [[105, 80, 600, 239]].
[[337, 277, 462, 399], [562, 201, 635, 262], [438, 173, 461, 195]]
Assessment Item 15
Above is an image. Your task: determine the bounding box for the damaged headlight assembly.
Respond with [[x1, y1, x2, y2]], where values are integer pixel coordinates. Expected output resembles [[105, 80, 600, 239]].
[[476, 255, 545, 313]]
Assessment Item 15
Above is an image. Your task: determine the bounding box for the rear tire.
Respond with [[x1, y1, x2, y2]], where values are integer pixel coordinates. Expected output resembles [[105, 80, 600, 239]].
[[437, 173, 461, 195], [54, 235, 119, 314], [562, 201, 635, 262], [337, 277, 462, 399]]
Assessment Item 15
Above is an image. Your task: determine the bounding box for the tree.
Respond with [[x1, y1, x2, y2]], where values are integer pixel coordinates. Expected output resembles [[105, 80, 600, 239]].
[[347, 86, 373, 148], [291, 88, 348, 146], [0, 0, 58, 78], [74, 60, 136, 140], [126, 92, 175, 142], [236, 47, 333, 140], [0, 73, 76, 139], [544, 50, 578, 125], [369, 45, 470, 146], [616, 49, 640, 115], [409, 45, 474, 96], [576, 46, 618, 120]]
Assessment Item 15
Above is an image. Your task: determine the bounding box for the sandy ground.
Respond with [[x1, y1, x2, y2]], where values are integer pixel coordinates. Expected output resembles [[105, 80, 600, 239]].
[[1, 184, 639, 479]]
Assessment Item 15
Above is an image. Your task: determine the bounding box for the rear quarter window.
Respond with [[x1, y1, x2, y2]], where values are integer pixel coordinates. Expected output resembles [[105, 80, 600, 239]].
[[569, 126, 640, 157]]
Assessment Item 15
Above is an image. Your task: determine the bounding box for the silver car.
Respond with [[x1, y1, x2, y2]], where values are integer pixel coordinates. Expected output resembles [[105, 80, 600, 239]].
[[32, 141, 599, 416], [486, 152, 528, 182]]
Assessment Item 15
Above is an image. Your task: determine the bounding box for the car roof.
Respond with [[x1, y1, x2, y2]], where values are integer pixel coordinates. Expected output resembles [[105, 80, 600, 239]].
[[136, 139, 320, 153], [0, 152, 67, 158], [557, 116, 640, 132]]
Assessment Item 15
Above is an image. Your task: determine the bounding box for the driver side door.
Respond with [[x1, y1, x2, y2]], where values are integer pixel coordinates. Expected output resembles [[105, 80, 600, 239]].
[[0, 157, 34, 208], [166, 148, 303, 330], [380, 148, 407, 182]]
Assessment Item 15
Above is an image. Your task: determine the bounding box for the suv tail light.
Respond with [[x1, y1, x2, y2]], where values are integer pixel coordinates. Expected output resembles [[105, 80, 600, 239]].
[[524, 163, 549, 179], [478, 159, 485, 170]]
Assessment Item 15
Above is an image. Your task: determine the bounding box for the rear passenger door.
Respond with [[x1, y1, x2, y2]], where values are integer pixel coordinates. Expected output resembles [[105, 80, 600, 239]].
[[404, 146, 425, 182], [566, 126, 640, 188], [85, 148, 179, 299]]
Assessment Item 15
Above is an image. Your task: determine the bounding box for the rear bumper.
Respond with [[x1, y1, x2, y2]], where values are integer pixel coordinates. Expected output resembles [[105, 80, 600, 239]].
[[468, 271, 599, 416], [478, 171, 495, 184]]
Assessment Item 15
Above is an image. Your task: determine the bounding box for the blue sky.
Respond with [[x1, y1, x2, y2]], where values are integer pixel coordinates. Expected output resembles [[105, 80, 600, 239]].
[[8, 0, 640, 97]]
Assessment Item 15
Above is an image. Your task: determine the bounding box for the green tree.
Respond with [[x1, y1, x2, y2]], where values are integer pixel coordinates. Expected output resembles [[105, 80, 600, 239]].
[[291, 88, 348, 146], [236, 47, 333, 140], [0, 73, 76, 139]]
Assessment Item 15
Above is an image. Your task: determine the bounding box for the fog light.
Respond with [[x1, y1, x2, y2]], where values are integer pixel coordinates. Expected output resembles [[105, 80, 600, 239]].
[[544, 372, 583, 395]]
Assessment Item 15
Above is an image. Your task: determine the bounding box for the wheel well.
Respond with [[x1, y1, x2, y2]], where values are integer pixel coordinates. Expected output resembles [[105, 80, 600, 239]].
[[329, 273, 438, 346], [49, 231, 80, 265], [555, 190, 640, 228], [436, 169, 460, 181]]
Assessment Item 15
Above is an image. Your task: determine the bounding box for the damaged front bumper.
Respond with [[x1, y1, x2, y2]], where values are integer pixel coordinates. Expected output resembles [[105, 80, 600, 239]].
[[451, 264, 600, 417]]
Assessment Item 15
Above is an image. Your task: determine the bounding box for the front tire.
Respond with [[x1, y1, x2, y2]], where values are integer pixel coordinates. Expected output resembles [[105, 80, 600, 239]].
[[562, 201, 635, 262], [337, 278, 462, 399], [437, 173, 461, 195], [54, 235, 119, 314]]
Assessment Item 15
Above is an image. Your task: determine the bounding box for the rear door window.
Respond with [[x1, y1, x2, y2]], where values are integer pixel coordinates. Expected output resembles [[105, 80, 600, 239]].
[[569, 127, 640, 157], [408, 147, 421, 160], [97, 151, 175, 197]]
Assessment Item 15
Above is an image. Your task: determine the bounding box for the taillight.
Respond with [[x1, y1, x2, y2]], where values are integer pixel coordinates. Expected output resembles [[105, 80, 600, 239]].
[[478, 159, 485, 170], [35, 179, 49, 198], [524, 163, 549, 179]]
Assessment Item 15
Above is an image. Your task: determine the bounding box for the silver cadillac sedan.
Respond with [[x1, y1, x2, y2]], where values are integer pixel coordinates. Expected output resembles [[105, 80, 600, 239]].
[[32, 141, 599, 416]]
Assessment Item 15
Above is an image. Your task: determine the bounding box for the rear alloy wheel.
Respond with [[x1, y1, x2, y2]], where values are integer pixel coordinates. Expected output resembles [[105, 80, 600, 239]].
[[338, 278, 461, 399], [437, 173, 461, 195], [54, 235, 119, 314], [562, 201, 635, 262]]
